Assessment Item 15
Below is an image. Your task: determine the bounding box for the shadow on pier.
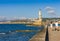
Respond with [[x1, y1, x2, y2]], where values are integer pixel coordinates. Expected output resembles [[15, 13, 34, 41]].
[[45, 27, 49, 41]]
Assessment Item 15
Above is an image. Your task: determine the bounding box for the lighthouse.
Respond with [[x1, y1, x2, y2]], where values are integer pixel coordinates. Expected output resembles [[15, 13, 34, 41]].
[[38, 9, 42, 22], [32, 9, 42, 26], [27, 9, 42, 26]]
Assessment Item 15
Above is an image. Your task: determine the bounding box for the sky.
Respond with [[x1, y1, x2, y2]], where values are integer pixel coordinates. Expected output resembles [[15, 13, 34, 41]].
[[0, 0, 60, 20]]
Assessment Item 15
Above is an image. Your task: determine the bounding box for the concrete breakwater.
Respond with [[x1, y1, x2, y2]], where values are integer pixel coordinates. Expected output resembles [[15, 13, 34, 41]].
[[29, 26, 60, 41], [0, 22, 27, 24], [29, 27, 47, 41]]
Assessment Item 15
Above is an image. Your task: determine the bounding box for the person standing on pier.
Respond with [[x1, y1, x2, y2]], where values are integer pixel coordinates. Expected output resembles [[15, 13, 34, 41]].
[[50, 21, 53, 29], [55, 21, 59, 31]]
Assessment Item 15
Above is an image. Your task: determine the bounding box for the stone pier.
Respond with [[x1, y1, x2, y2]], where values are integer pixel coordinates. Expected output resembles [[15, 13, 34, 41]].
[[48, 27, 60, 41], [29, 28, 46, 41]]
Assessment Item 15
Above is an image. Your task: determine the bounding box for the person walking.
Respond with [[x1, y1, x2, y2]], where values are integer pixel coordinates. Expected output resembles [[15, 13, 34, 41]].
[[50, 21, 53, 30], [55, 21, 59, 31], [50, 22, 53, 28]]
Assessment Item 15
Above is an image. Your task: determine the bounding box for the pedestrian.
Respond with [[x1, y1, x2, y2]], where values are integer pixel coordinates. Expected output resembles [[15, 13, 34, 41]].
[[50, 21, 53, 29], [55, 21, 59, 31]]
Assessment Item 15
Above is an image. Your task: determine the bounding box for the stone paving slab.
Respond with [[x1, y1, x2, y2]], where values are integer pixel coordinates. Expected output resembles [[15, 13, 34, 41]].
[[48, 27, 60, 41]]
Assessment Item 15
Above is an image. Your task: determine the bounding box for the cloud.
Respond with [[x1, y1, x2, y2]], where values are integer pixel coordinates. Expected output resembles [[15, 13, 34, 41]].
[[0, 16, 7, 21], [47, 10, 55, 13], [45, 6, 53, 10], [45, 6, 56, 15], [0, 16, 6, 19], [20, 17, 27, 19]]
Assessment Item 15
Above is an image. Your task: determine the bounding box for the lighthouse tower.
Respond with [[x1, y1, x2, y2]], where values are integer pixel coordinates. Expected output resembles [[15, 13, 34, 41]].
[[32, 9, 42, 26], [38, 9, 42, 22]]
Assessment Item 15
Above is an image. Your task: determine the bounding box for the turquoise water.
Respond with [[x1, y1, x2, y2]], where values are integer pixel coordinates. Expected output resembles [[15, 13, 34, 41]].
[[51, 24, 60, 26], [0, 24, 44, 41]]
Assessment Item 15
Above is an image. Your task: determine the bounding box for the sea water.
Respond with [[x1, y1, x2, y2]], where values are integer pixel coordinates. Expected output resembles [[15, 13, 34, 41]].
[[0, 24, 44, 41]]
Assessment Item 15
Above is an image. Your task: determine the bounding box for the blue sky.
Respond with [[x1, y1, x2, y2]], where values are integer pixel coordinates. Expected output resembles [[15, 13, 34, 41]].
[[0, 0, 60, 19]]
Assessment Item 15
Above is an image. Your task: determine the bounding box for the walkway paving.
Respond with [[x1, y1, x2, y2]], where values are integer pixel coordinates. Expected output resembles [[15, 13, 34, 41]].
[[48, 27, 60, 41]]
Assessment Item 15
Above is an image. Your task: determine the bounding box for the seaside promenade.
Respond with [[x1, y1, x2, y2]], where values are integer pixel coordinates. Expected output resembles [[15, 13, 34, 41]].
[[48, 27, 60, 41], [29, 26, 60, 41]]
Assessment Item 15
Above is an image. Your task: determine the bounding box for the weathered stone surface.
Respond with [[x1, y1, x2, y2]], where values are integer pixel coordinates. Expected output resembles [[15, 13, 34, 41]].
[[29, 28, 46, 41], [48, 27, 60, 41]]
